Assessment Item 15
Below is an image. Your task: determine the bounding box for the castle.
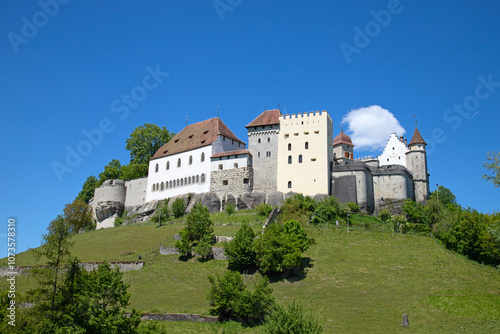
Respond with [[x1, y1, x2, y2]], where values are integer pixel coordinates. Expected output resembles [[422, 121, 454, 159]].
[[90, 109, 429, 229]]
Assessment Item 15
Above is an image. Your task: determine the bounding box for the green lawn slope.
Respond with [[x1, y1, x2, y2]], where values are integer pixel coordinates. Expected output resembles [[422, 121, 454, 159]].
[[6, 211, 500, 333]]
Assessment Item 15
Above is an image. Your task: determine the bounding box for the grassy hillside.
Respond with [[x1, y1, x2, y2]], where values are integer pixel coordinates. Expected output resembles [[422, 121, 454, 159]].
[[6, 211, 500, 333]]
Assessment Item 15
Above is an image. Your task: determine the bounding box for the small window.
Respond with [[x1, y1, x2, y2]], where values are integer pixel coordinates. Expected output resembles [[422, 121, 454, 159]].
[[267, 137, 270, 142], [234, 163, 239, 168], [156, 183, 159, 190], [188, 176, 191, 184], [196, 175, 199, 183], [223, 180, 228, 186], [288, 181, 292, 189], [201, 152, 205, 162], [189, 135, 193, 138], [243, 178, 249, 184], [152, 185, 155, 192], [177, 179, 180, 187], [166, 161, 170, 170], [181, 179, 183, 186], [288, 155, 292, 164], [284, 134, 289, 138], [258, 138, 261, 143], [314, 131, 319, 134], [299, 155, 303, 163], [294, 133, 299, 136], [219, 164, 223, 170], [161, 182, 164, 190], [184, 177, 187, 185], [387, 158, 389, 162], [232, 140, 234, 145], [189, 156, 193, 165], [155, 164, 159, 173], [177, 158, 181, 168], [166, 181, 169, 189], [169, 181, 172, 188], [345, 152, 349, 158], [258, 152, 261, 158], [305, 142, 309, 149], [223, 136, 225, 141], [304, 132, 309, 135], [204, 130, 209, 134], [201, 174, 206, 182], [311, 158, 316, 161], [288, 143, 292, 151], [174, 139, 179, 143]]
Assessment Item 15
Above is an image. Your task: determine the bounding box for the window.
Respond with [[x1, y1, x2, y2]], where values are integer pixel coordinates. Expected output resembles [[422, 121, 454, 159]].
[[314, 131, 319, 134], [288, 155, 292, 164], [201, 174, 206, 182], [294, 133, 299, 136], [196, 175, 199, 183], [152, 185, 155, 192], [156, 183, 159, 190], [201, 152, 205, 162], [299, 155, 303, 163], [288, 143, 292, 151], [155, 164, 159, 173], [169, 181, 172, 188], [258, 152, 261, 158], [166, 161, 170, 170], [243, 178, 249, 184], [258, 138, 261, 143], [189, 156, 193, 165], [223, 136, 225, 141], [234, 163, 239, 168], [177, 179, 180, 187], [181, 178, 183, 186], [345, 152, 350, 158], [288, 181, 292, 189], [223, 180, 228, 186], [188, 176, 191, 184], [305, 142, 309, 149], [184, 177, 187, 185], [219, 164, 223, 170], [267, 137, 270, 142], [351, 153, 354, 159], [177, 158, 181, 168], [284, 134, 289, 138], [232, 140, 234, 144], [161, 182, 164, 190]]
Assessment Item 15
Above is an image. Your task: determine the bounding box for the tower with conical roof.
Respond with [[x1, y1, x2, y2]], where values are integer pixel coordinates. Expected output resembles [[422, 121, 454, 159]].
[[405, 125, 429, 202], [333, 127, 354, 164]]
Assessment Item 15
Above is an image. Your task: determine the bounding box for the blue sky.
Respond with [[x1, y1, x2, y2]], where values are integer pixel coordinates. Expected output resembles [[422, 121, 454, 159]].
[[1, 0, 499, 255]]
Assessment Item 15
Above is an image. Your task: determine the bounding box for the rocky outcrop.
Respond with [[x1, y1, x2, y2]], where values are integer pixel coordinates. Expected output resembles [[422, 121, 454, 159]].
[[123, 200, 159, 225], [237, 191, 266, 210], [267, 191, 284, 207], [95, 201, 124, 222], [201, 192, 221, 213]]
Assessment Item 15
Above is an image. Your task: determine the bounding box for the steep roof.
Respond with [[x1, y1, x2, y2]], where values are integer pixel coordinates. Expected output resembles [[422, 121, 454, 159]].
[[408, 127, 426, 146], [211, 149, 251, 159], [151, 117, 245, 160], [245, 109, 282, 128], [333, 128, 354, 146]]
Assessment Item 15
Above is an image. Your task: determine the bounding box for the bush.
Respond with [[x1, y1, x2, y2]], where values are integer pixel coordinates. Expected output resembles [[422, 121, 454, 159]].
[[207, 271, 274, 323], [194, 235, 213, 259], [151, 199, 171, 225], [256, 203, 273, 217], [224, 222, 257, 268], [175, 203, 214, 256], [347, 201, 360, 213], [391, 215, 409, 234], [279, 194, 317, 224], [172, 198, 187, 218], [379, 209, 391, 222], [225, 203, 236, 215], [312, 196, 340, 225], [263, 300, 323, 334]]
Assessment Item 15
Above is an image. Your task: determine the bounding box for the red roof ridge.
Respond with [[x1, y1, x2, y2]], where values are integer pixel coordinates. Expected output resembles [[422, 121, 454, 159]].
[[246, 109, 282, 128]]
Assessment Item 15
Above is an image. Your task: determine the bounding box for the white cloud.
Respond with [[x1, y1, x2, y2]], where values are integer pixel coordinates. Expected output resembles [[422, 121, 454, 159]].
[[341, 105, 405, 151]]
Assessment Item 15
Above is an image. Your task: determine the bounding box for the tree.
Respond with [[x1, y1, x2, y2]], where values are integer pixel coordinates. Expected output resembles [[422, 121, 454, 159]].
[[429, 185, 457, 206], [121, 162, 149, 181], [98, 159, 123, 184], [263, 300, 323, 334], [63, 199, 94, 234], [125, 123, 174, 165], [175, 203, 214, 255], [76, 175, 99, 203], [171, 198, 187, 218], [224, 222, 257, 268], [207, 271, 274, 323], [483, 150, 500, 188]]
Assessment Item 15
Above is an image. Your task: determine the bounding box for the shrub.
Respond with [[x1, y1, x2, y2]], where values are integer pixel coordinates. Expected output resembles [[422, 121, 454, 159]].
[[194, 235, 213, 259], [207, 271, 274, 323], [225, 203, 236, 215], [114, 217, 123, 227], [151, 199, 171, 225], [172, 198, 187, 218], [379, 209, 391, 222], [391, 215, 408, 234], [263, 300, 323, 334], [256, 203, 273, 217], [279, 194, 317, 224], [347, 201, 360, 213], [224, 222, 257, 268], [312, 196, 340, 225], [175, 203, 214, 256]]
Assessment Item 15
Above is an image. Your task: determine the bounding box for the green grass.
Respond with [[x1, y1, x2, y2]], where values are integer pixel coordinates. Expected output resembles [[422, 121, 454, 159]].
[[4, 211, 500, 333]]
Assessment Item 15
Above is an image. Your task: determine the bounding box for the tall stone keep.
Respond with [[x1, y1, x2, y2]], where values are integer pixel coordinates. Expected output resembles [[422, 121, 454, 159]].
[[246, 109, 281, 193], [405, 126, 429, 202]]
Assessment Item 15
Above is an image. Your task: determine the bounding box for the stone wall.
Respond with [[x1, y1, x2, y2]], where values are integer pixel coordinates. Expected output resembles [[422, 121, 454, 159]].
[[210, 167, 253, 196], [247, 124, 279, 192], [125, 177, 147, 207]]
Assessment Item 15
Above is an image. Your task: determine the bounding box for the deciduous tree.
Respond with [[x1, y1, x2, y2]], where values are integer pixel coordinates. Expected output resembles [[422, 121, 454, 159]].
[[125, 123, 174, 165]]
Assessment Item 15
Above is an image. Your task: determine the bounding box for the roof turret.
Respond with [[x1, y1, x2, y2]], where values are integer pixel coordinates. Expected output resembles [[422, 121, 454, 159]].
[[408, 127, 426, 146], [333, 127, 354, 146]]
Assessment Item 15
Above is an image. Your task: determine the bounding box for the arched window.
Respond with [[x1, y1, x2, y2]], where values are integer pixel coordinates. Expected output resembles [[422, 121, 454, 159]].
[[156, 183, 159, 190], [299, 155, 303, 163], [288, 155, 292, 164], [177, 158, 181, 168], [184, 177, 187, 185], [169, 181, 172, 188], [201, 174, 205, 183], [161, 182, 164, 190], [166, 181, 169, 189], [181, 178, 184, 186], [201, 152, 205, 162], [155, 164, 159, 172], [188, 176, 191, 184], [288, 143, 292, 151], [166, 161, 170, 170], [305, 142, 309, 149], [258, 138, 261, 143], [177, 179, 180, 187], [152, 185, 155, 192], [196, 175, 199, 183], [189, 156, 193, 165], [288, 181, 292, 189]]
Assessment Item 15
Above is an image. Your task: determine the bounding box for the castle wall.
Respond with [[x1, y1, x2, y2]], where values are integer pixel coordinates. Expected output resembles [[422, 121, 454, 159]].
[[124, 177, 147, 208], [210, 167, 253, 196], [331, 163, 374, 212], [406, 144, 429, 203], [372, 165, 413, 212], [94, 179, 126, 205], [247, 124, 279, 192], [277, 111, 333, 196]]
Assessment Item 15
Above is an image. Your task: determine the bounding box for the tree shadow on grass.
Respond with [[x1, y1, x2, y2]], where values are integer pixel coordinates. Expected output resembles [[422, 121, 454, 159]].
[[267, 257, 314, 283]]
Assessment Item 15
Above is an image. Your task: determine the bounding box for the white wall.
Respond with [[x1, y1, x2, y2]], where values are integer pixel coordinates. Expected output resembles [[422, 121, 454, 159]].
[[146, 146, 212, 202], [211, 154, 250, 171], [212, 135, 246, 154], [378, 133, 409, 167]]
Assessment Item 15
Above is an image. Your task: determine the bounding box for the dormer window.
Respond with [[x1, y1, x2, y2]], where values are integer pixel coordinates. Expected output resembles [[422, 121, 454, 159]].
[[204, 130, 209, 135], [189, 135, 194, 139], [174, 139, 179, 143]]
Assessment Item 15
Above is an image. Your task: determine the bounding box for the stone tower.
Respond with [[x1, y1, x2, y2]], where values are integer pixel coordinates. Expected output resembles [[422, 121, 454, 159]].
[[246, 109, 281, 192], [405, 126, 429, 203], [333, 127, 354, 164]]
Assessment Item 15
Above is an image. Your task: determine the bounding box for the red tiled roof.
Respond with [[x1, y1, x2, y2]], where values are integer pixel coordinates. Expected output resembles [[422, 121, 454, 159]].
[[333, 129, 354, 146], [408, 127, 426, 146], [246, 109, 282, 128], [151, 117, 245, 160], [211, 149, 251, 159]]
